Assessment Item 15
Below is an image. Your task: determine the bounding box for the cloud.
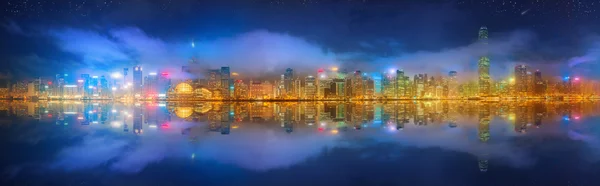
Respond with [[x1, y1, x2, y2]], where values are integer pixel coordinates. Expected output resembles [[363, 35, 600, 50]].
[[347, 30, 535, 82], [566, 36, 600, 78], [44, 26, 539, 81], [51, 136, 128, 170]]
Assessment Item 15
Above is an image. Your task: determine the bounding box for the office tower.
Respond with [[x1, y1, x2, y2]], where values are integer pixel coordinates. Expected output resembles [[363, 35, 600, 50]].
[[344, 78, 352, 99], [396, 70, 408, 98], [220, 67, 232, 99], [305, 76, 317, 99], [515, 65, 528, 96], [133, 65, 143, 96], [80, 74, 90, 97], [144, 73, 158, 97], [284, 68, 294, 96], [414, 74, 426, 97], [478, 26, 491, 96], [334, 78, 345, 98], [249, 81, 274, 99], [448, 71, 458, 98], [353, 71, 364, 98], [383, 71, 396, 98], [294, 78, 302, 98], [54, 74, 65, 97], [208, 69, 221, 91], [99, 76, 108, 97], [373, 73, 383, 97], [365, 78, 375, 98], [234, 80, 248, 99]]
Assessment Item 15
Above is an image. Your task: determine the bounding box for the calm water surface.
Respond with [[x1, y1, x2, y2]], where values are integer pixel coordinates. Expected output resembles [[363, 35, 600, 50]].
[[1, 101, 600, 186]]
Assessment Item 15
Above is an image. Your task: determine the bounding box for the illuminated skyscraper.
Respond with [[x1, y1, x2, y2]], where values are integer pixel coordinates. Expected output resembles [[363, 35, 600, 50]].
[[396, 70, 409, 98], [284, 68, 294, 96], [305, 76, 317, 99], [133, 66, 143, 96], [352, 71, 364, 98], [515, 65, 528, 96], [448, 71, 458, 98], [221, 67, 231, 99], [414, 74, 426, 97], [478, 26, 491, 96], [533, 70, 546, 96]]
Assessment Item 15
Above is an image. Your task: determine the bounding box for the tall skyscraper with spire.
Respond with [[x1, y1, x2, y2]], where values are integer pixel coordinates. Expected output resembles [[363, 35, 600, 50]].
[[478, 26, 491, 97]]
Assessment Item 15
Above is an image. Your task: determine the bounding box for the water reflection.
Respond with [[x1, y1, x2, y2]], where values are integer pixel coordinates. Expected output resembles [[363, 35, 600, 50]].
[[2, 101, 600, 175]]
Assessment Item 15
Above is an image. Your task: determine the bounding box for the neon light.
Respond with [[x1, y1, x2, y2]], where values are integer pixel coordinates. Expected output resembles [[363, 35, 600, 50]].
[[77, 79, 84, 83], [64, 85, 77, 88], [149, 72, 157, 75], [158, 94, 166, 97], [92, 76, 99, 79], [63, 112, 78, 114]]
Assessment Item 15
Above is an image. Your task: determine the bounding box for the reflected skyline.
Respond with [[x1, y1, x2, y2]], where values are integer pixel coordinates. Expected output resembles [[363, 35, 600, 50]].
[[2, 101, 600, 176]]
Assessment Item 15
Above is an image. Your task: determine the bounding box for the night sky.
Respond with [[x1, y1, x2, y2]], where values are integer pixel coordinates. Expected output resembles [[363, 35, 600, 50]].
[[2, 0, 600, 80]]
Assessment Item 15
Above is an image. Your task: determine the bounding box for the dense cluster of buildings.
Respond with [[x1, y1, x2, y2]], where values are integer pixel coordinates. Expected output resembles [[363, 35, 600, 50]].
[[1, 27, 599, 100]]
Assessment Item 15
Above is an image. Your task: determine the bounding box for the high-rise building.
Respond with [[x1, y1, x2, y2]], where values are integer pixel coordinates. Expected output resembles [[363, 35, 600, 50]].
[[99, 76, 109, 97], [414, 74, 426, 98], [305, 76, 317, 99], [133, 66, 143, 96], [515, 65, 528, 96], [208, 69, 221, 90], [478, 26, 491, 97], [220, 67, 231, 99], [144, 73, 158, 97], [353, 71, 364, 98], [284, 68, 294, 96], [533, 70, 545, 96], [396, 70, 409, 98], [448, 71, 458, 98], [372, 73, 383, 97], [234, 80, 248, 99], [249, 81, 274, 99]]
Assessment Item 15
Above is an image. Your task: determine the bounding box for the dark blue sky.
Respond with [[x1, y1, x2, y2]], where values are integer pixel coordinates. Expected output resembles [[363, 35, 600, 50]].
[[2, 0, 600, 79]]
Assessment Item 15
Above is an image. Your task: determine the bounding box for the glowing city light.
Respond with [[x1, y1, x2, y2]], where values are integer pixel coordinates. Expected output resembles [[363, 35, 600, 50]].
[[149, 72, 157, 76], [574, 77, 580, 81], [77, 79, 84, 83], [331, 67, 338, 71]]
